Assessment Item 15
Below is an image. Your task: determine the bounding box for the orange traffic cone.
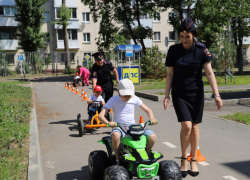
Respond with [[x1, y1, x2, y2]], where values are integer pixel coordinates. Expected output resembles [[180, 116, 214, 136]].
[[68, 85, 71, 91], [188, 145, 206, 162], [71, 86, 75, 92], [65, 83, 68, 89], [82, 93, 88, 101], [80, 89, 85, 97], [110, 108, 113, 113], [75, 87, 80, 94], [139, 116, 144, 127]]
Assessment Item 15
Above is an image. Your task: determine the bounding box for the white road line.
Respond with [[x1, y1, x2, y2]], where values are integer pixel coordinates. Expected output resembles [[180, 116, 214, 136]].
[[56, 82, 64, 87], [198, 161, 210, 166], [222, 176, 238, 180], [162, 142, 177, 148]]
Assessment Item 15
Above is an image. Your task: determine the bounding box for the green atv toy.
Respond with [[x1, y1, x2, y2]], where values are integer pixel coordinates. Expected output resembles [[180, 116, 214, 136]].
[[88, 121, 182, 180]]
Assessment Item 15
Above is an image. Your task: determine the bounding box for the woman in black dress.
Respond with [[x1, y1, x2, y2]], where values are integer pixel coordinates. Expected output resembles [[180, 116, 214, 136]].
[[163, 18, 223, 178]]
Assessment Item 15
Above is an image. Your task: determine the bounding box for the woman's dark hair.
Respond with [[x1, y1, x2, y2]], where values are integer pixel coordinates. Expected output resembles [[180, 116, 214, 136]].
[[178, 29, 197, 38]]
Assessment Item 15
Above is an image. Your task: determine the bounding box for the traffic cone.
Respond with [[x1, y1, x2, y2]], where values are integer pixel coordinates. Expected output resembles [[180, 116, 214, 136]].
[[65, 83, 68, 89], [80, 89, 85, 97], [71, 86, 75, 92], [82, 93, 88, 101], [188, 145, 206, 162], [139, 116, 144, 127], [75, 87, 80, 94], [110, 108, 113, 113], [68, 85, 71, 91]]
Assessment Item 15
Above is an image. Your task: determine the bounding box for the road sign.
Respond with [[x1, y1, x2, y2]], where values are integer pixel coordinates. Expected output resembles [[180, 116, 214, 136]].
[[18, 55, 24, 61], [126, 45, 133, 57], [85, 54, 90, 60], [165, 37, 169, 47], [83, 61, 88, 67]]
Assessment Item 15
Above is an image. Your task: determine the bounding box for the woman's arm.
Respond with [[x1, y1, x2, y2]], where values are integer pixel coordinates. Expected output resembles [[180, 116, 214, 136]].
[[163, 67, 174, 110], [203, 62, 223, 109]]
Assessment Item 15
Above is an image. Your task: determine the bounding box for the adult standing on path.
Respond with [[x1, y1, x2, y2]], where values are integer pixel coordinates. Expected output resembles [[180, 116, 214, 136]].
[[163, 18, 223, 178], [91, 51, 119, 102], [77, 65, 90, 86]]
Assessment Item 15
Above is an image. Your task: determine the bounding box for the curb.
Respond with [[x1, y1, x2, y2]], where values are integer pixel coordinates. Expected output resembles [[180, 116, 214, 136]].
[[28, 83, 43, 180]]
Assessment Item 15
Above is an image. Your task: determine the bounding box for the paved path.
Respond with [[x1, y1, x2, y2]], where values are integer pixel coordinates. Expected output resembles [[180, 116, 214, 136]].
[[31, 77, 250, 180]]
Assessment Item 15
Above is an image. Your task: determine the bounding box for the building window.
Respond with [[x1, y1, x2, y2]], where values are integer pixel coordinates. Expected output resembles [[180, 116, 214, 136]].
[[70, 8, 77, 19], [0, 7, 16, 16], [43, 11, 49, 22], [70, 53, 75, 63], [169, 31, 176, 40], [140, 12, 149, 19], [6, 53, 14, 64], [83, 33, 90, 42], [154, 12, 160, 22], [153, 32, 161, 41], [82, 12, 90, 22], [168, 12, 175, 22], [58, 29, 78, 40], [0, 28, 16, 39], [182, 9, 188, 19]]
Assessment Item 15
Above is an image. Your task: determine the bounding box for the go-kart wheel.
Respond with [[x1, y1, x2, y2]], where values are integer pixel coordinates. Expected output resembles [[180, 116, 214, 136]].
[[158, 160, 182, 180], [88, 150, 110, 180], [77, 113, 84, 137], [103, 165, 130, 180], [107, 112, 113, 122]]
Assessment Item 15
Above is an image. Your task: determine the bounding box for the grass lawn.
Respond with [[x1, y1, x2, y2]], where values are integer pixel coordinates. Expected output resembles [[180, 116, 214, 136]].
[[0, 82, 32, 180], [134, 75, 250, 91], [220, 112, 250, 125]]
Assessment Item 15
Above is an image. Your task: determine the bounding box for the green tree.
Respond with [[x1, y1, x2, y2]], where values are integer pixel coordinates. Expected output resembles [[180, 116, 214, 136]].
[[15, 0, 49, 74], [81, 0, 161, 55], [52, 0, 72, 69], [141, 45, 167, 79]]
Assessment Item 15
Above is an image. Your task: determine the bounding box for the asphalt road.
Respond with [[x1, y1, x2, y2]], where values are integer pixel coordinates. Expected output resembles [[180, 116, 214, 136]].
[[32, 77, 250, 180]]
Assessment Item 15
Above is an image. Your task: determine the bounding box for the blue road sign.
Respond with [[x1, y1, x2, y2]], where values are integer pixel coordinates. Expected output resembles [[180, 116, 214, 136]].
[[83, 61, 88, 66], [126, 45, 133, 57], [18, 55, 24, 61]]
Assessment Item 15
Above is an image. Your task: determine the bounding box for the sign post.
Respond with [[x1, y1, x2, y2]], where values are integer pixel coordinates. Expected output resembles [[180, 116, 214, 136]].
[[18, 55, 24, 79], [126, 45, 133, 79]]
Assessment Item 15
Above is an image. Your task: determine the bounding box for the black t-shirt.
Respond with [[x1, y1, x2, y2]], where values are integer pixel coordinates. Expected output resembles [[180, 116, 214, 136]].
[[91, 60, 115, 85], [165, 42, 212, 91]]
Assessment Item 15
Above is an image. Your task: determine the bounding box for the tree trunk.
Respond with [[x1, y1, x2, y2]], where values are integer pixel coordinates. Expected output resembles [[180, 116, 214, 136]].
[[237, 18, 243, 75], [62, 0, 69, 70]]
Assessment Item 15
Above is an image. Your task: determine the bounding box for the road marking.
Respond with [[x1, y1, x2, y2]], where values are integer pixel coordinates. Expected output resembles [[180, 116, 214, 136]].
[[198, 161, 210, 166], [223, 176, 238, 180], [163, 142, 177, 148], [56, 82, 64, 87]]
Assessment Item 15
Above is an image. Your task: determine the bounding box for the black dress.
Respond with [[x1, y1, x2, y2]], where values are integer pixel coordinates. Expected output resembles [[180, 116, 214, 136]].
[[165, 42, 212, 123]]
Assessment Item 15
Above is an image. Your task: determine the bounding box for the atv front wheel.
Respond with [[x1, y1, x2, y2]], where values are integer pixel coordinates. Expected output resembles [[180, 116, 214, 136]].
[[88, 150, 110, 179], [77, 113, 84, 137], [104, 165, 130, 180], [158, 160, 182, 180]]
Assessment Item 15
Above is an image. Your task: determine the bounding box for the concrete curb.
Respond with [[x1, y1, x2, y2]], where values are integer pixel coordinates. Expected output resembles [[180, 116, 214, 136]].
[[134, 91, 250, 107], [28, 83, 43, 180]]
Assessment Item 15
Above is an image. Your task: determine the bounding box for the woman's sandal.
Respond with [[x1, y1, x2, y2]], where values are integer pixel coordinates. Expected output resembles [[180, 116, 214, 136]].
[[190, 159, 199, 177], [180, 156, 188, 178]]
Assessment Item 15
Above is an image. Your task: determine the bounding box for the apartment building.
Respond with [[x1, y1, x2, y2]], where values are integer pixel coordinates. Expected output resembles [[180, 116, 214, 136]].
[[1, 0, 249, 72]]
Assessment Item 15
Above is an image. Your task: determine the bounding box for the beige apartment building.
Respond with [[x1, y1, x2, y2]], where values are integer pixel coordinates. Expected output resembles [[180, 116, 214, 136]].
[[1, 0, 249, 73]]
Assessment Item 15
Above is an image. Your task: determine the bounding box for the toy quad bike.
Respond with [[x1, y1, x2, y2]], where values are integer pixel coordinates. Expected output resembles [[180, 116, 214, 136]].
[[88, 121, 182, 180], [72, 79, 84, 87], [77, 101, 113, 137]]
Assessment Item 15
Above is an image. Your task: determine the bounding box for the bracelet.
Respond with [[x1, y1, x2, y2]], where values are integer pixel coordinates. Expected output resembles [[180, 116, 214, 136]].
[[215, 95, 220, 98]]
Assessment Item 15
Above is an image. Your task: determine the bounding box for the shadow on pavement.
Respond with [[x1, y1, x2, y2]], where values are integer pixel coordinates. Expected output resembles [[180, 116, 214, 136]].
[[222, 160, 250, 178], [56, 166, 92, 180]]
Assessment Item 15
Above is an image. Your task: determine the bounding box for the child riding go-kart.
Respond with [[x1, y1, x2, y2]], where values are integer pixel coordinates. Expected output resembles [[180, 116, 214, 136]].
[[88, 120, 182, 180]]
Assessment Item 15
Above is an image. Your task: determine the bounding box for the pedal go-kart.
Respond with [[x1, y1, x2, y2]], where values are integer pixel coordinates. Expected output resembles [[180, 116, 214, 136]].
[[88, 121, 182, 180], [77, 101, 113, 136]]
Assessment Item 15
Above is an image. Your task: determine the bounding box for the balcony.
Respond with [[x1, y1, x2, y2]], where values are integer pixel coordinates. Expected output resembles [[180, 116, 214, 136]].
[[127, 39, 153, 48], [0, 17, 18, 27], [54, 0, 77, 7], [54, 19, 79, 29], [129, 19, 153, 29], [1, 0, 15, 6], [0, 40, 18, 50], [56, 40, 79, 49]]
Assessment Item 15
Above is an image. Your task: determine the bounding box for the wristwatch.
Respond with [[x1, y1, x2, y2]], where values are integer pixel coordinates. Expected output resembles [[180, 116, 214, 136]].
[[215, 95, 220, 98]]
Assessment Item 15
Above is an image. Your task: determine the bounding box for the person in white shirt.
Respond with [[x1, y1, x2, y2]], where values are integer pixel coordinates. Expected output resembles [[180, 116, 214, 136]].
[[99, 79, 158, 165], [87, 85, 105, 124]]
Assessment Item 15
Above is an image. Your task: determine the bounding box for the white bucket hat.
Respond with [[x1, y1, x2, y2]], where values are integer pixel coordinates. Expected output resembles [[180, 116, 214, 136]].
[[117, 79, 134, 96]]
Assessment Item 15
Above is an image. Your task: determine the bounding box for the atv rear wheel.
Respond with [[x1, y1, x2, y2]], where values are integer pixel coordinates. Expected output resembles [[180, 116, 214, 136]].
[[104, 165, 130, 180], [88, 150, 110, 180], [158, 160, 182, 180], [77, 113, 84, 137]]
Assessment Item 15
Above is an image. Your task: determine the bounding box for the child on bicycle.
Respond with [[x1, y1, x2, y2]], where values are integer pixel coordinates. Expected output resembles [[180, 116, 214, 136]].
[[99, 79, 158, 165], [87, 85, 105, 124]]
